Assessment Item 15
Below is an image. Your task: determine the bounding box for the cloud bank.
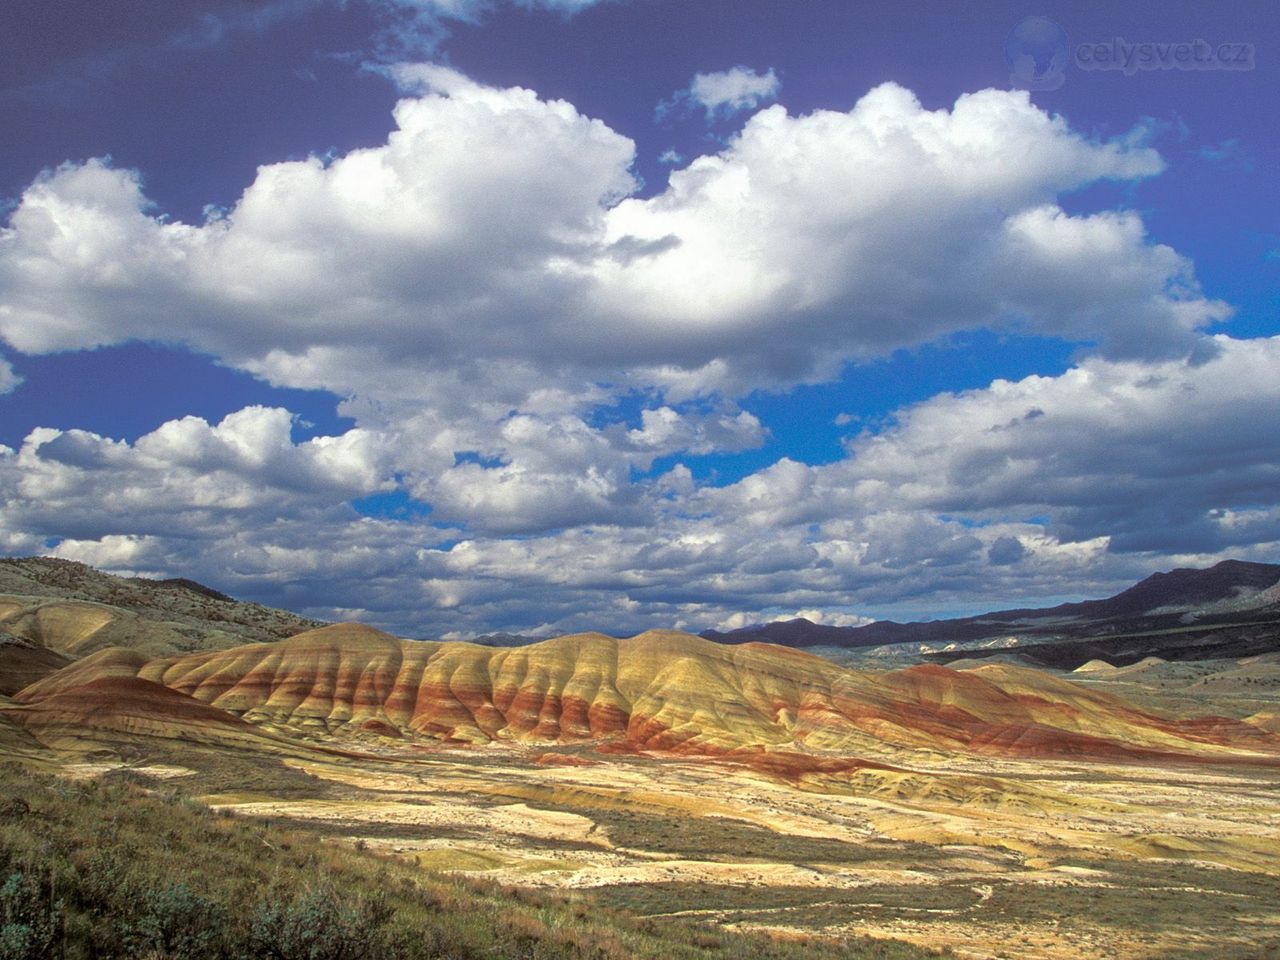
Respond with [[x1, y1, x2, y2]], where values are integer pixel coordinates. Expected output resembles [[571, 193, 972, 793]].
[[0, 69, 1269, 635]]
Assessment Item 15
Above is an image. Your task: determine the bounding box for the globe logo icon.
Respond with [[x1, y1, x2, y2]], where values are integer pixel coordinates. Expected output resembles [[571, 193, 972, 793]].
[[1006, 16, 1069, 90]]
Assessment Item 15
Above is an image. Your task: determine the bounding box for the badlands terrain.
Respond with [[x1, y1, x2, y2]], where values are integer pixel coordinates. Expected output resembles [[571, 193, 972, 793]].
[[3, 557, 1280, 959]]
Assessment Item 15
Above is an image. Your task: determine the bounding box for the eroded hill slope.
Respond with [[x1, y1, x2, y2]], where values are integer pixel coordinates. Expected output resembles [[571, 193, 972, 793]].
[[11, 623, 1278, 771]]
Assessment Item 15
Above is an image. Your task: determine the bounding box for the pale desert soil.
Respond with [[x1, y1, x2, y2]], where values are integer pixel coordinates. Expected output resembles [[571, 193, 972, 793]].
[[187, 743, 1280, 960]]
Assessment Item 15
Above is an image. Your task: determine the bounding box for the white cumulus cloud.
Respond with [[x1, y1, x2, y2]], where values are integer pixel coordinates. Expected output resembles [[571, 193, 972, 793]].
[[661, 65, 781, 121], [0, 357, 21, 395], [1, 407, 393, 545], [0, 76, 1214, 408]]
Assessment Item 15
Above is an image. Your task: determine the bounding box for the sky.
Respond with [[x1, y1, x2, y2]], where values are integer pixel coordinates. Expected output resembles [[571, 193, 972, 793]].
[[1, 0, 1277, 638]]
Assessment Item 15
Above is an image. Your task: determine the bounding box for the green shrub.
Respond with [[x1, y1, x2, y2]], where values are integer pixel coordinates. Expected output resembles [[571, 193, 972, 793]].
[[249, 884, 399, 960], [120, 881, 227, 960], [0, 872, 61, 960]]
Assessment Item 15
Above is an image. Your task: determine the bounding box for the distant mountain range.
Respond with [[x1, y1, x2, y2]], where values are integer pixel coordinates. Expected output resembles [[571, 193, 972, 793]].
[[701, 559, 1280, 669]]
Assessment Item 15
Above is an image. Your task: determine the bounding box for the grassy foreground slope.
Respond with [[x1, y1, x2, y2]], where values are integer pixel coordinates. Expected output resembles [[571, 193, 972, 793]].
[[0, 764, 942, 960]]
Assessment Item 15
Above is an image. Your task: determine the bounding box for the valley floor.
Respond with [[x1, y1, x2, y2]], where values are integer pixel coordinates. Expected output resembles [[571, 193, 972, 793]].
[[60, 736, 1280, 960]]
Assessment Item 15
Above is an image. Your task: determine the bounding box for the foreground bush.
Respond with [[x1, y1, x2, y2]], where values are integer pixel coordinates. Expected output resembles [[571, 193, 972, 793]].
[[0, 870, 61, 960], [249, 885, 398, 960]]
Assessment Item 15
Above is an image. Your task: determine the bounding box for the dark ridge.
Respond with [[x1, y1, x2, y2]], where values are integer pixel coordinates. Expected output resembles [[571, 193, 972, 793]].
[[702, 560, 1280, 660], [132, 577, 235, 603], [998, 559, 1280, 622], [470, 632, 544, 647], [924, 620, 1280, 671]]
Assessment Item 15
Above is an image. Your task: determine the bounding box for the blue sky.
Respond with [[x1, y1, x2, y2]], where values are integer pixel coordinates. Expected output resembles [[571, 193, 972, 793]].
[[1, 0, 1276, 637]]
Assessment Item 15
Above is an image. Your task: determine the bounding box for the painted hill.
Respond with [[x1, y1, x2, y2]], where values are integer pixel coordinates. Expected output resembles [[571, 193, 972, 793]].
[[0, 633, 71, 695], [702, 559, 1280, 668], [10, 676, 268, 752], [10, 623, 1277, 771]]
